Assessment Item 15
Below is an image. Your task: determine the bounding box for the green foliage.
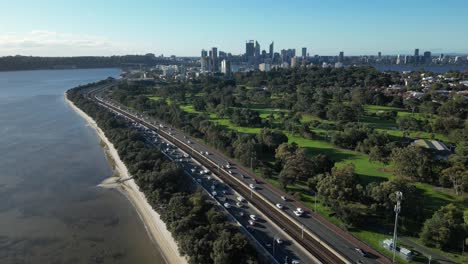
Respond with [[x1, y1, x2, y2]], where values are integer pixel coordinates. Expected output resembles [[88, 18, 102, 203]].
[[420, 204, 466, 250]]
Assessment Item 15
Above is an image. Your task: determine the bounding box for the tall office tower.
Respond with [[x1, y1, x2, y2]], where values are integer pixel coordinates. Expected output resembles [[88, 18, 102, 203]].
[[378, 52, 382, 59], [423, 51, 431, 63], [254, 41, 261, 58], [302, 47, 307, 58], [261, 50, 267, 59], [396, 54, 401, 64], [291, 56, 299, 68], [404, 55, 410, 64], [269, 42, 274, 59], [221, 59, 231, 76], [246, 40, 255, 57], [200, 49, 208, 72], [338, 51, 344, 62], [414, 48, 420, 63], [211, 47, 218, 72]]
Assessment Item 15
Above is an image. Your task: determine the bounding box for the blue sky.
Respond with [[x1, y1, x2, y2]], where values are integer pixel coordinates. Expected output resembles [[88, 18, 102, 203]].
[[1, 0, 467, 56]]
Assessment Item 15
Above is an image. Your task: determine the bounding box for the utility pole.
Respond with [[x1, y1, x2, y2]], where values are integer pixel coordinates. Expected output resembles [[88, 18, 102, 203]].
[[392, 191, 403, 264]]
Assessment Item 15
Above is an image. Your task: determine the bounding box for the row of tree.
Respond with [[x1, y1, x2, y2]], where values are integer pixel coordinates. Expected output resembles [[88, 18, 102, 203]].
[[67, 83, 258, 264]]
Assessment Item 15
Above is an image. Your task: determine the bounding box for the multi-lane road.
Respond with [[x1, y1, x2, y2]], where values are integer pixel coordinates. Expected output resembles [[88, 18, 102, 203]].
[[83, 82, 392, 264]]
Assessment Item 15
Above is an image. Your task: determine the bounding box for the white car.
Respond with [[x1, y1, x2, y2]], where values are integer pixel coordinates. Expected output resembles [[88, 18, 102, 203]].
[[276, 203, 283, 209], [203, 169, 210, 174], [248, 220, 255, 226], [292, 260, 300, 264], [190, 168, 196, 173], [249, 184, 255, 189], [199, 170, 205, 175], [228, 170, 233, 174], [187, 140, 191, 144], [205, 151, 209, 155], [223, 203, 231, 208], [237, 196, 245, 202], [249, 214, 257, 221], [226, 164, 231, 169], [296, 207, 304, 214], [275, 238, 283, 244], [212, 191, 217, 197], [236, 202, 242, 208], [293, 210, 303, 216], [281, 196, 287, 201]]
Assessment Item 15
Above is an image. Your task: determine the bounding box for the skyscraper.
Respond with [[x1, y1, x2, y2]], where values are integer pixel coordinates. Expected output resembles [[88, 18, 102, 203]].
[[254, 41, 261, 58], [414, 48, 420, 63], [200, 49, 208, 72], [338, 51, 344, 62], [269, 42, 274, 59], [378, 52, 382, 59], [245, 41, 255, 56], [221, 59, 231, 76], [291, 56, 299, 68], [211, 47, 218, 72], [302, 47, 307, 58], [423, 51, 431, 63]]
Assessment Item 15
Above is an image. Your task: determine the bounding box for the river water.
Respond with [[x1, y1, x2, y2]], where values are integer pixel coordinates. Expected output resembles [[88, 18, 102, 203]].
[[0, 69, 165, 264]]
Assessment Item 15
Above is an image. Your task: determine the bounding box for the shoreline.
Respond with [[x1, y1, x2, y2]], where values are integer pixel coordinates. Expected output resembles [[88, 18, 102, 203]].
[[65, 92, 187, 264]]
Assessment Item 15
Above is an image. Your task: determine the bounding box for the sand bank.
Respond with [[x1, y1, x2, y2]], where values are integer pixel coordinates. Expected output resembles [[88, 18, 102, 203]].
[[65, 93, 187, 264]]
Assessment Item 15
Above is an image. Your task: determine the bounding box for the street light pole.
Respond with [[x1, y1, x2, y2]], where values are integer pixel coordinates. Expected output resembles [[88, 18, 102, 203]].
[[392, 191, 403, 264]]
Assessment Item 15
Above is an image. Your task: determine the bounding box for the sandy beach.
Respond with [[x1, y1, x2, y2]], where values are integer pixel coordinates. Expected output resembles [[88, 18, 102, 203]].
[[65, 93, 187, 264]]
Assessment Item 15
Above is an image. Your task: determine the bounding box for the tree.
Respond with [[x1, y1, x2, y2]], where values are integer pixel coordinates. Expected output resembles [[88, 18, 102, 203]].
[[317, 164, 361, 202], [390, 146, 434, 182], [258, 128, 288, 151], [275, 143, 298, 165], [369, 145, 390, 164], [396, 116, 421, 131], [279, 148, 317, 182], [367, 177, 423, 225], [420, 204, 466, 250], [441, 165, 467, 196]]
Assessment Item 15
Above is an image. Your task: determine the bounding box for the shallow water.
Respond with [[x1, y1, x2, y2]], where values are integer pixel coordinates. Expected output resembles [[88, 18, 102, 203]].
[[0, 69, 165, 264]]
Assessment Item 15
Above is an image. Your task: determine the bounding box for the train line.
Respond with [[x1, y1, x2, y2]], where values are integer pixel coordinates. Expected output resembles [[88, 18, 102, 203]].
[[81, 83, 350, 264]]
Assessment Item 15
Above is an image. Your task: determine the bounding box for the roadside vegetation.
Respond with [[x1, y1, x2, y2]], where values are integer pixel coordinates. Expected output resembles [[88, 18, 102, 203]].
[[67, 81, 259, 264], [109, 66, 467, 263]]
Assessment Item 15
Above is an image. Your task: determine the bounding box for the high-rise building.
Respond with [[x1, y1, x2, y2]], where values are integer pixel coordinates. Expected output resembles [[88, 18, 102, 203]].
[[221, 59, 231, 76], [211, 47, 218, 72], [338, 51, 344, 62], [396, 54, 401, 64], [254, 41, 261, 58], [378, 52, 382, 59], [302, 47, 307, 58], [269, 42, 274, 59], [200, 49, 208, 72], [423, 51, 431, 63], [259, 63, 271, 72], [414, 48, 420, 63], [404, 55, 410, 64], [246, 40, 255, 57], [291, 56, 299, 68]]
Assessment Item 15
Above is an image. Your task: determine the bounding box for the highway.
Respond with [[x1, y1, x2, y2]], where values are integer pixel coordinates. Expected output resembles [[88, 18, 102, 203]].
[[83, 81, 391, 264]]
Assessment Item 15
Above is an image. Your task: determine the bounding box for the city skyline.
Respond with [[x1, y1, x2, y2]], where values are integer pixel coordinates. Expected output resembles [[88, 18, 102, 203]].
[[1, 0, 468, 56]]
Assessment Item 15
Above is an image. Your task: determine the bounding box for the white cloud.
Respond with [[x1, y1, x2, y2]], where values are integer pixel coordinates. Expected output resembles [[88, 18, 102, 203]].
[[0, 30, 139, 56]]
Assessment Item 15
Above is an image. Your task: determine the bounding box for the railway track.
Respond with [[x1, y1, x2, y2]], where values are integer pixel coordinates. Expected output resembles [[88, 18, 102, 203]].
[[84, 83, 350, 264]]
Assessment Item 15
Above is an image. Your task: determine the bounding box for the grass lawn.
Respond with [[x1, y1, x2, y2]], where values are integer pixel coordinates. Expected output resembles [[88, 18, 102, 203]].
[[363, 105, 449, 142], [176, 103, 465, 263]]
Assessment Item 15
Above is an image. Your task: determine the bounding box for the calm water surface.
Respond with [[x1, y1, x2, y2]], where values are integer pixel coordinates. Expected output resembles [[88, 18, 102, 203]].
[[0, 69, 165, 264]]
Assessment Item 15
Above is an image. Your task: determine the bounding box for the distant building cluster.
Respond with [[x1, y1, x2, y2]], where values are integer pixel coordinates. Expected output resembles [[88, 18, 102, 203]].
[[198, 41, 468, 76]]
